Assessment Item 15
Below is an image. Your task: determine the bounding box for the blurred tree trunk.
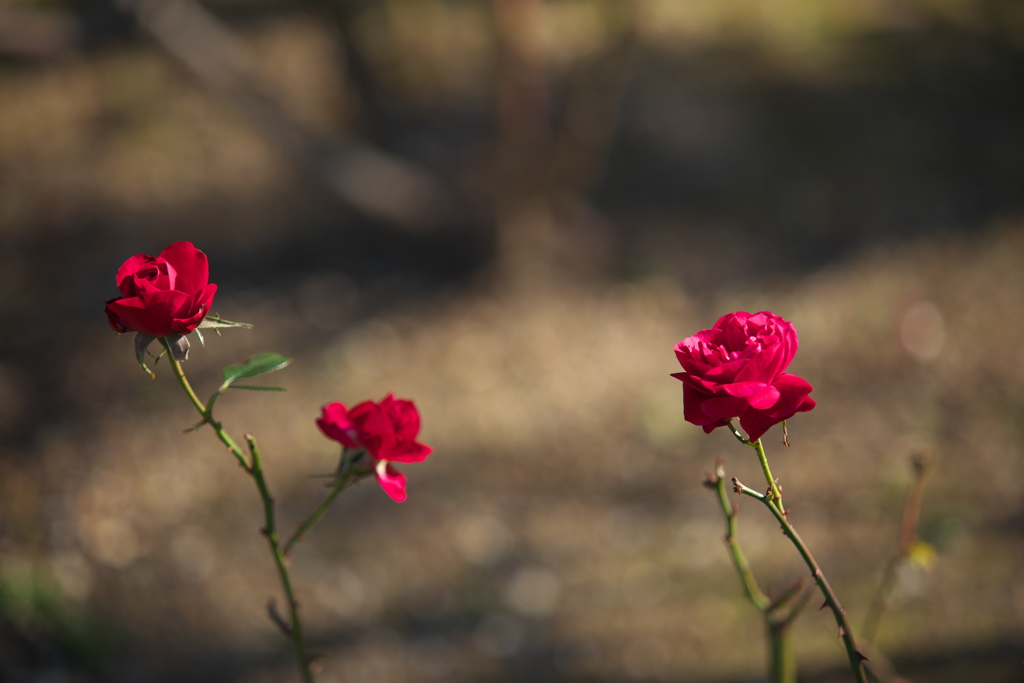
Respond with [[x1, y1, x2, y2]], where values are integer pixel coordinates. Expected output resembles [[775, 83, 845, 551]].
[[492, 0, 556, 291], [492, 0, 633, 291]]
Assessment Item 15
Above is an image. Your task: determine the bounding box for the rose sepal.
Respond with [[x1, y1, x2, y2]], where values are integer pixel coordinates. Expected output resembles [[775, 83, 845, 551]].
[[166, 335, 191, 362], [302, 447, 376, 495], [132, 332, 191, 378], [133, 333, 159, 378], [324, 446, 407, 502], [194, 315, 254, 348], [197, 315, 254, 331], [334, 445, 373, 480]]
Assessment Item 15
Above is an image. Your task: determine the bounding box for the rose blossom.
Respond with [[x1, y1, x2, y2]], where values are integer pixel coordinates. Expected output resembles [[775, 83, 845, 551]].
[[317, 394, 432, 502], [671, 311, 816, 441], [105, 241, 217, 338]]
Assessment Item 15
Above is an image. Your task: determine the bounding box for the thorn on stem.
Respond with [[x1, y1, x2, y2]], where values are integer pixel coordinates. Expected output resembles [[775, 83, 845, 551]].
[[856, 650, 870, 662], [267, 599, 291, 636], [911, 450, 930, 474], [308, 652, 326, 673], [183, 418, 209, 433], [819, 600, 829, 611]]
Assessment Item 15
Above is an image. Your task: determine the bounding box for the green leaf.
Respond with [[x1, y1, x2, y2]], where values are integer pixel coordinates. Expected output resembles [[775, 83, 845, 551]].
[[219, 352, 292, 392], [227, 385, 287, 392]]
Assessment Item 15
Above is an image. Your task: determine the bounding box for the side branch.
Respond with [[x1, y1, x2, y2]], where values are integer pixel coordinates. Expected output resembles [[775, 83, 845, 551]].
[[708, 461, 806, 683], [284, 472, 356, 556], [862, 452, 931, 644], [725, 422, 783, 509], [733, 477, 869, 683], [708, 461, 770, 611]]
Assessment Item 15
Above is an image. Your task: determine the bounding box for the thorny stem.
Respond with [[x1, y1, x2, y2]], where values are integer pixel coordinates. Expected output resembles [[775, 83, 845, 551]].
[[768, 621, 796, 683], [246, 434, 314, 683], [726, 422, 784, 511], [162, 340, 314, 683], [732, 477, 868, 683], [752, 438, 784, 512], [726, 421, 749, 445], [708, 461, 799, 683], [164, 341, 250, 471], [284, 472, 356, 556], [710, 462, 771, 612]]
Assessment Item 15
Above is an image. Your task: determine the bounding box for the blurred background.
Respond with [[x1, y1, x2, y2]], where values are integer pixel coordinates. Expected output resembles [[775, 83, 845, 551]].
[[2, 0, 1024, 681]]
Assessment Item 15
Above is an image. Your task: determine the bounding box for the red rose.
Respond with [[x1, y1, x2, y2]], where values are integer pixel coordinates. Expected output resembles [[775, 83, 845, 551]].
[[317, 394, 432, 502], [671, 311, 816, 441], [105, 241, 217, 338]]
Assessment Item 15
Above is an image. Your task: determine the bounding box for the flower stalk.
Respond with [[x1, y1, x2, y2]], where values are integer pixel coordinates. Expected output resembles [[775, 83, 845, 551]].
[[162, 338, 314, 683], [109, 243, 434, 683], [707, 460, 801, 683], [726, 422, 783, 510], [164, 342, 250, 470], [732, 476, 868, 683], [677, 311, 871, 683], [284, 471, 356, 556], [246, 433, 314, 682]]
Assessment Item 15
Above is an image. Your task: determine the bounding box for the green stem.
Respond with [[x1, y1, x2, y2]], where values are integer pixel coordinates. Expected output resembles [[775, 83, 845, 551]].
[[711, 466, 771, 612], [769, 621, 796, 683], [284, 472, 355, 556], [162, 340, 313, 682], [726, 421, 750, 445], [710, 463, 797, 683], [752, 438, 784, 512], [163, 340, 250, 471], [733, 478, 868, 683], [725, 423, 783, 510], [246, 434, 314, 683]]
